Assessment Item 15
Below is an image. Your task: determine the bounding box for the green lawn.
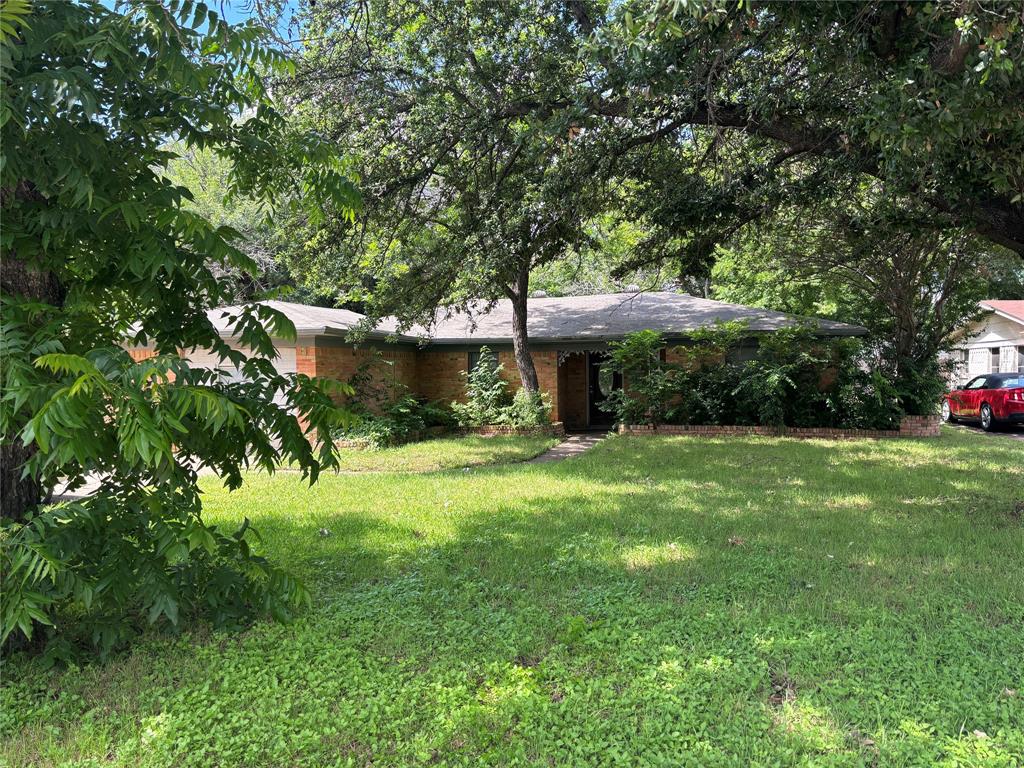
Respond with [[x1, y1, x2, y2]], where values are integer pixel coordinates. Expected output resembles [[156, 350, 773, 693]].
[[3, 429, 1023, 767], [332, 434, 560, 472]]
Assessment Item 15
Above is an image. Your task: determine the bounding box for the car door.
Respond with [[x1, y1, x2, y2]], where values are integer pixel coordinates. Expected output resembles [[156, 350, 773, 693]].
[[955, 376, 988, 417]]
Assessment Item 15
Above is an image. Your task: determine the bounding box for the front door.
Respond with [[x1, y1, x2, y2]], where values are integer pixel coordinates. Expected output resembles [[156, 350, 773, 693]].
[[587, 352, 622, 428]]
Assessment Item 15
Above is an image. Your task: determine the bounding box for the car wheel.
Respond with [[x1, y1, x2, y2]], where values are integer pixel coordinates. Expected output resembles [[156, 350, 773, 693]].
[[941, 400, 956, 423], [980, 403, 995, 432]]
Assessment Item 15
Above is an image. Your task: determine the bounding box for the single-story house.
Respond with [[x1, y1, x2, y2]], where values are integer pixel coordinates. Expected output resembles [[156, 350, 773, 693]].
[[947, 300, 1024, 385], [132, 292, 865, 431]]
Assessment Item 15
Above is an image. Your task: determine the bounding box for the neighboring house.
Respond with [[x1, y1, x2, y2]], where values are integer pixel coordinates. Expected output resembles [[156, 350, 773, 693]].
[[130, 292, 865, 431], [947, 300, 1024, 385]]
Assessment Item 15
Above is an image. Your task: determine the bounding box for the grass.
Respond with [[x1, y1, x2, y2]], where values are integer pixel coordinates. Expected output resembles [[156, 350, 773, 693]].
[[2, 428, 1023, 767], [332, 434, 560, 472]]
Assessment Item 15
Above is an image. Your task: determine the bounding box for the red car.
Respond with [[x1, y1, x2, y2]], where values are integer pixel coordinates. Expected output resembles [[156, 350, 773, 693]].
[[942, 373, 1024, 431]]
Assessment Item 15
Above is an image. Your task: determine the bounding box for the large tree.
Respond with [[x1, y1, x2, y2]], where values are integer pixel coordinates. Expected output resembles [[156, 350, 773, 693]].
[[1, 0, 357, 653], [711, 191, 1024, 412], [588, 0, 1024, 259], [281, 0, 605, 391]]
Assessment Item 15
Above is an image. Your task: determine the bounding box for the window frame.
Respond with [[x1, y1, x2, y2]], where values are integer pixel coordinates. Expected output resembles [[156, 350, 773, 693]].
[[467, 348, 500, 375]]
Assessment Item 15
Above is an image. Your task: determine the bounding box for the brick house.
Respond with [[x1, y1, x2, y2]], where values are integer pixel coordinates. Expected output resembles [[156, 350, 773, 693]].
[[137, 292, 865, 431]]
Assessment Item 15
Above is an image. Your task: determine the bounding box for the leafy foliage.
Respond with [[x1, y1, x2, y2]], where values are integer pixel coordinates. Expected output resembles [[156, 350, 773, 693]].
[[602, 326, 901, 430], [0, 0, 357, 654], [280, 0, 609, 390], [602, 330, 675, 427], [334, 357, 454, 449], [339, 395, 454, 450], [451, 348, 552, 428], [601, 1, 1024, 260], [710, 198, 1023, 414]]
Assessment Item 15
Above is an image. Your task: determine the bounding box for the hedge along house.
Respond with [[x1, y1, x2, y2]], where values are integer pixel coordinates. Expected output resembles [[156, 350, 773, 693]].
[[135, 292, 866, 432]]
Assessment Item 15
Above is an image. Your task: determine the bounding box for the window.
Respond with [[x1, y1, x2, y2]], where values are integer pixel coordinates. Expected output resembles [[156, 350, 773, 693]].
[[990, 347, 1001, 373], [964, 376, 988, 390], [996, 375, 1024, 389], [468, 349, 499, 374], [1018, 346, 1024, 374]]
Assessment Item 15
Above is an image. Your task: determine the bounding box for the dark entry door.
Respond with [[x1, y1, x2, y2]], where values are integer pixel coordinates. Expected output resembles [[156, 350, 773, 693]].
[[587, 352, 622, 428]]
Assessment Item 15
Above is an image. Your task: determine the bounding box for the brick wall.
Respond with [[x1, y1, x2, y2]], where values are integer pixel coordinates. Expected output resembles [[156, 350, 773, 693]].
[[302, 341, 417, 406], [464, 423, 566, 437], [415, 349, 469, 404], [127, 347, 157, 362], [494, 349, 561, 423]]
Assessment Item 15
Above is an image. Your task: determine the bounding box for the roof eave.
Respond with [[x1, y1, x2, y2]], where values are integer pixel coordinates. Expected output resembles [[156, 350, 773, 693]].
[[980, 304, 1024, 327]]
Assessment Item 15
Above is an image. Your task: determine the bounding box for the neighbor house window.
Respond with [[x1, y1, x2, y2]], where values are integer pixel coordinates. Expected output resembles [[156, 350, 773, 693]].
[[990, 347, 1001, 372]]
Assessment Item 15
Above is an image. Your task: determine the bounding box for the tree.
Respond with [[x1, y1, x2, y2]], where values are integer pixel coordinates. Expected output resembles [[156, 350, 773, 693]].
[[711, 193, 1024, 413], [163, 145, 290, 301], [1, 0, 358, 654], [281, 0, 604, 391], [589, 0, 1024, 258]]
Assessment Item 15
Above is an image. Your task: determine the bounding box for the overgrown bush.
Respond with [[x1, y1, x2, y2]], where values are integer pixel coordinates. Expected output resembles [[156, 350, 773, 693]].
[[451, 347, 551, 427], [336, 358, 453, 448], [506, 388, 553, 428], [603, 330, 675, 427], [336, 394, 454, 449], [2, 483, 309, 662], [602, 324, 902, 430]]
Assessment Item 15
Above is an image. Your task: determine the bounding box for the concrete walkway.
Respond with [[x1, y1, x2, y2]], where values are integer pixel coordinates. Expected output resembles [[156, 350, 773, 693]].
[[527, 433, 607, 463]]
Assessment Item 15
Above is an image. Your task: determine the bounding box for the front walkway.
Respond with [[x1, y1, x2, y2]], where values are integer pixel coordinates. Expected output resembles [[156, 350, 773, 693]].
[[527, 433, 606, 463]]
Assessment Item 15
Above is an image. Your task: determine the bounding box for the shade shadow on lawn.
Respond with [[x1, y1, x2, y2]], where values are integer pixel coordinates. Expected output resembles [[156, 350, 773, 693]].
[[3, 431, 1023, 767]]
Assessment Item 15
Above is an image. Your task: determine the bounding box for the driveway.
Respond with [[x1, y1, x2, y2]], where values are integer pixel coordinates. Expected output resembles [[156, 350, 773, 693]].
[[947, 423, 1024, 440]]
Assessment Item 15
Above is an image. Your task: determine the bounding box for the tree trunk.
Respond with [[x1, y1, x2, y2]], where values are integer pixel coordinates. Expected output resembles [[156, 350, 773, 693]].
[[1, 252, 64, 522], [507, 261, 539, 393]]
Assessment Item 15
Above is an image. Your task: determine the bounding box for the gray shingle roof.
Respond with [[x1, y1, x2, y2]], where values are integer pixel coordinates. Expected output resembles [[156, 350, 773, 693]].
[[404, 292, 866, 342], [211, 293, 865, 343], [208, 300, 382, 338]]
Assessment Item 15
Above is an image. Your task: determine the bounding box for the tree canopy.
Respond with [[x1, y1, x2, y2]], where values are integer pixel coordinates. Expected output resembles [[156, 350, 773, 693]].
[[591, 0, 1023, 261], [272, 0, 1021, 393]]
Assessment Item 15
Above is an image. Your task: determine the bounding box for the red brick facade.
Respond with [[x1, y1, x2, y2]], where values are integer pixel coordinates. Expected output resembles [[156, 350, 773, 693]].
[[415, 350, 469, 404], [128, 338, 941, 439], [298, 342, 417, 405]]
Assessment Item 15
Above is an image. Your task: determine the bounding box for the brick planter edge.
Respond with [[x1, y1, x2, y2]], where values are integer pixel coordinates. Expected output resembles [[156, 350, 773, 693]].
[[618, 415, 940, 440]]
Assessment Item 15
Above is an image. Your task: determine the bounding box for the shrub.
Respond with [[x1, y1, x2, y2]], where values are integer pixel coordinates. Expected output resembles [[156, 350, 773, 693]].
[[451, 347, 552, 428], [505, 388, 553, 427], [601, 330, 675, 427], [2, 485, 308, 660], [336, 358, 454, 448], [451, 347, 511, 426], [604, 325, 901, 430]]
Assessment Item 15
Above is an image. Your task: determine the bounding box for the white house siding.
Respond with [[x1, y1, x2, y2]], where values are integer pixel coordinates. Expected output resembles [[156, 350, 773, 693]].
[[183, 342, 298, 407], [950, 313, 1024, 383]]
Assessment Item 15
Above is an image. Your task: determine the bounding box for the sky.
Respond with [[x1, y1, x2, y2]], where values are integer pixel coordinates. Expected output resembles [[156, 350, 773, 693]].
[[101, 1, 299, 28]]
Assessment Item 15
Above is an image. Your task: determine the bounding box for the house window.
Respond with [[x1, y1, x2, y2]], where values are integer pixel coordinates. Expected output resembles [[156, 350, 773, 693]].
[[468, 349, 499, 374], [1019, 346, 1024, 373], [990, 347, 1001, 373]]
